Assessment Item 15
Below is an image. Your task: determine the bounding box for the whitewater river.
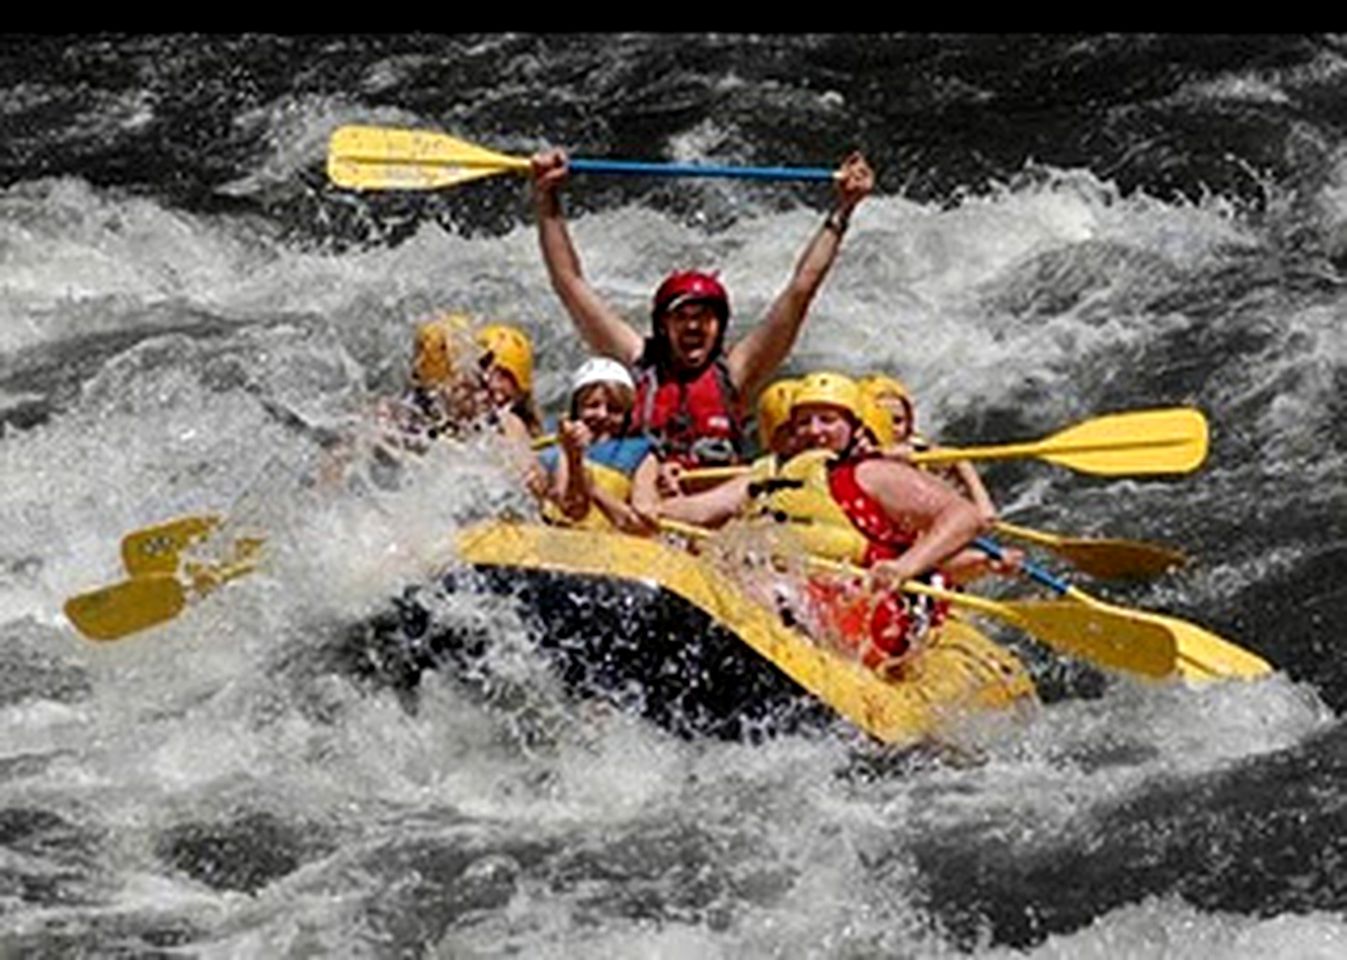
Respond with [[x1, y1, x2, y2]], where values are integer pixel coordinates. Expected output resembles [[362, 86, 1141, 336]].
[[2, 34, 1346, 957]]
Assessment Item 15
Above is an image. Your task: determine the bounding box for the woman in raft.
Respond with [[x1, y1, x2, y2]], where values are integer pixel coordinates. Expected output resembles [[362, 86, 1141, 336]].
[[535, 357, 661, 535], [655, 371, 993, 670]]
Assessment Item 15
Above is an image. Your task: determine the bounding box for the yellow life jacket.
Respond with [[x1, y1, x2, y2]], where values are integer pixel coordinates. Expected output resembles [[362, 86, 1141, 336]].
[[747, 453, 779, 483], [754, 449, 870, 565], [541, 460, 633, 531]]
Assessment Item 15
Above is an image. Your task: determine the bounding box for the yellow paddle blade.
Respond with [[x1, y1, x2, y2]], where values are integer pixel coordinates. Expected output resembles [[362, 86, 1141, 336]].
[[1042, 536, 1188, 580], [994, 521, 1188, 580], [327, 125, 530, 191], [68, 527, 265, 642], [994, 598, 1178, 678], [121, 514, 222, 576], [891, 581, 1179, 679], [1036, 407, 1209, 475], [1061, 586, 1271, 681], [1151, 611, 1272, 681], [914, 407, 1209, 476], [803, 552, 1179, 679], [64, 575, 187, 642]]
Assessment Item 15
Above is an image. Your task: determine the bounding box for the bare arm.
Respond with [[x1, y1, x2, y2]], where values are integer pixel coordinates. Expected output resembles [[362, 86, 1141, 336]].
[[591, 485, 646, 535], [531, 150, 644, 364], [588, 453, 661, 536], [629, 452, 661, 519], [855, 459, 983, 585], [726, 151, 874, 396], [551, 420, 593, 521], [953, 459, 998, 525], [656, 474, 754, 529]]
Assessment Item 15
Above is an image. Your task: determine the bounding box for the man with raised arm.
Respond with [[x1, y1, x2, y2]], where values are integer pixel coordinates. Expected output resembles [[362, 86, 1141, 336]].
[[529, 147, 874, 473]]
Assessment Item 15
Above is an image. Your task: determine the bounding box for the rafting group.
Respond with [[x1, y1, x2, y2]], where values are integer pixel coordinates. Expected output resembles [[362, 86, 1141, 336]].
[[373, 146, 1038, 675], [65, 127, 1274, 746]]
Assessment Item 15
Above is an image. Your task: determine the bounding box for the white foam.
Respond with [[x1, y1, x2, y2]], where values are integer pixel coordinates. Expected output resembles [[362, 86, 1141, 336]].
[[986, 895, 1347, 960]]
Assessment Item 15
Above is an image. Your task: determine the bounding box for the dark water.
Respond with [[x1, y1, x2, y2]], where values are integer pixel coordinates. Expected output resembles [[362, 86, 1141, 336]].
[[2, 33, 1346, 957]]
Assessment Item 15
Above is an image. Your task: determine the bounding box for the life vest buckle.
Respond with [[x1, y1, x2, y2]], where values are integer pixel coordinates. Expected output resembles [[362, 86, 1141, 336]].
[[688, 435, 738, 466], [747, 477, 804, 498]]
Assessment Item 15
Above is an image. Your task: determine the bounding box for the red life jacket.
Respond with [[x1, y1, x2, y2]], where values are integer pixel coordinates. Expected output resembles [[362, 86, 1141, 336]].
[[632, 356, 746, 468], [825, 457, 919, 567], [818, 455, 949, 667]]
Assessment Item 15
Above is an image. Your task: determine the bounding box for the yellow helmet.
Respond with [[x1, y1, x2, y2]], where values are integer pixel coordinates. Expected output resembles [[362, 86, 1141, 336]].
[[475, 323, 534, 394], [858, 372, 911, 405], [755, 378, 799, 449], [858, 394, 896, 448], [859, 371, 916, 439], [412, 312, 471, 386], [790, 371, 864, 420]]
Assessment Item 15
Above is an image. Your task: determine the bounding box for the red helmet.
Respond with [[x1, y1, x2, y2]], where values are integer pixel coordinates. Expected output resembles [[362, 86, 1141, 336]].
[[651, 270, 730, 324]]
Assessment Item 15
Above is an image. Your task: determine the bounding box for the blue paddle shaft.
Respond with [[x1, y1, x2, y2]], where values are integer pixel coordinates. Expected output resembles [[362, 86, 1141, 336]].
[[973, 536, 1072, 596], [570, 158, 835, 182]]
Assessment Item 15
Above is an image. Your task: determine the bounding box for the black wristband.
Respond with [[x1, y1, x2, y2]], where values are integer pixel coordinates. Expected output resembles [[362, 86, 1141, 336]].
[[824, 209, 850, 236]]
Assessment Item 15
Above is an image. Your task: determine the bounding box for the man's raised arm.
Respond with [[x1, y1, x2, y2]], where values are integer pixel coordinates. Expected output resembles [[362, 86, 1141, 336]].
[[728, 151, 874, 397], [531, 149, 644, 365]]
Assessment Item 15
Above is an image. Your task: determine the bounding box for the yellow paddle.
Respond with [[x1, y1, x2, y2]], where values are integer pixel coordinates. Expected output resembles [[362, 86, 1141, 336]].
[[805, 556, 1184, 680], [992, 520, 1188, 580], [656, 518, 1179, 679], [970, 537, 1271, 681], [64, 530, 264, 642], [913, 407, 1209, 476], [328, 125, 839, 193], [73, 420, 543, 640], [680, 407, 1209, 484]]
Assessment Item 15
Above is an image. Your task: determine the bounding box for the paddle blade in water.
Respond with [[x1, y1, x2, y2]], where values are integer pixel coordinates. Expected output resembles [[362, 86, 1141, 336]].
[[993, 521, 1189, 580], [121, 514, 222, 576], [1050, 536, 1188, 580], [999, 598, 1179, 678], [64, 575, 188, 642], [1158, 613, 1273, 681]]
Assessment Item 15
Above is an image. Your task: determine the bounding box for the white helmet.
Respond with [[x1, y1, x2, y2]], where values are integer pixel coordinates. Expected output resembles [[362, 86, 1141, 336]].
[[570, 356, 635, 395]]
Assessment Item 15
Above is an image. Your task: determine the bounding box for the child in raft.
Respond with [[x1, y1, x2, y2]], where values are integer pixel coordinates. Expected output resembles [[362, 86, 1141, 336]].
[[535, 357, 661, 535], [857, 372, 1022, 576], [474, 322, 544, 445], [676, 372, 984, 672], [857, 373, 999, 525]]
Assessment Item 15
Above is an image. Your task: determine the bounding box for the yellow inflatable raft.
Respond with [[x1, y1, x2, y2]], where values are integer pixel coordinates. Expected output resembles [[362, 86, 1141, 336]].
[[455, 520, 1037, 747]]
